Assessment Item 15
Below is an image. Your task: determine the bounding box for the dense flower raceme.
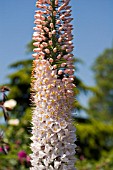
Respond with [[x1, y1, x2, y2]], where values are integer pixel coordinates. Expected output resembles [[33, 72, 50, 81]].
[[30, 0, 76, 170]]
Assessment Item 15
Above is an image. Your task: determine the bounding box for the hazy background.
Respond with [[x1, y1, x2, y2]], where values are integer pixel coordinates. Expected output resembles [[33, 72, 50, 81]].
[[0, 1, 113, 169]]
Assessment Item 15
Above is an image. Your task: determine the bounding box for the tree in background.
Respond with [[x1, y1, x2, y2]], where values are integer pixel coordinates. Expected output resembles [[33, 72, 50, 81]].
[[0, 61, 32, 170], [7, 59, 32, 118], [88, 48, 113, 121], [0, 2, 113, 170]]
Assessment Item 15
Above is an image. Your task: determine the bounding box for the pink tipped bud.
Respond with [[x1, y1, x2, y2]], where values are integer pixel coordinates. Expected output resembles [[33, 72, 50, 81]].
[[42, 42, 48, 47], [41, 16, 45, 21], [60, 14, 65, 20], [53, 65, 57, 69], [45, 49, 50, 54], [47, 16, 51, 21], [49, 58, 54, 63], [59, 27, 63, 31], [49, 32, 52, 38], [58, 37, 62, 43], [58, 70, 63, 75], [49, 6, 53, 11], [52, 30, 56, 34], [44, 27, 49, 32], [61, 45, 67, 50], [68, 78, 74, 82], [62, 77, 68, 82], [61, 63, 67, 67], [50, 23, 54, 28], [53, 11, 57, 16], [64, 69, 70, 74], [32, 53, 40, 59], [55, 0, 58, 5], [56, 20, 60, 24], [63, 55, 68, 60], [49, 40, 53, 45], [53, 48, 57, 53], [66, 48, 73, 53], [33, 42, 40, 47], [57, 54, 62, 59], [68, 57, 73, 61], [33, 48, 42, 52]]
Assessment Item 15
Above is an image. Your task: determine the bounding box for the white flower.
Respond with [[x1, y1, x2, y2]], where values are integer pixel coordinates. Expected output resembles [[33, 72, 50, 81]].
[[4, 99, 17, 110], [8, 119, 19, 126], [54, 160, 61, 169]]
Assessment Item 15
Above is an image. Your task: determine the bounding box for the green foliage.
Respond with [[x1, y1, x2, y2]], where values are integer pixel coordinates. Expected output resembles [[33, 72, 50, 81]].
[[75, 119, 113, 169], [88, 48, 113, 121], [0, 59, 32, 169], [7, 59, 32, 118]]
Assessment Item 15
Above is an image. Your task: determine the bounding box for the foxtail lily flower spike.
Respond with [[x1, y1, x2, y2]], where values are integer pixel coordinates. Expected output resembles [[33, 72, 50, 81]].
[[30, 0, 76, 169]]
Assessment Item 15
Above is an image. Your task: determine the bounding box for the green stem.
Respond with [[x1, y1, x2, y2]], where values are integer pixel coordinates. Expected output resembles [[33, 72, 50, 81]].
[[51, 0, 57, 60]]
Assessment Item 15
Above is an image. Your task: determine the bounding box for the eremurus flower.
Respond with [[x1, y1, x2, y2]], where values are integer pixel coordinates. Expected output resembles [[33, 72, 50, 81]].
[[30, 0, 76, 169]]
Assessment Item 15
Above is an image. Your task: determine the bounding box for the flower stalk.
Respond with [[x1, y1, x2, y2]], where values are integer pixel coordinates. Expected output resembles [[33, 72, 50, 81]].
[[30, 0, 76, 169]]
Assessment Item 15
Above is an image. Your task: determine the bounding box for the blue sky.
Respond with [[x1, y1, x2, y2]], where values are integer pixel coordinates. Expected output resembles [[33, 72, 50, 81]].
[[0, 0, 113, 108]]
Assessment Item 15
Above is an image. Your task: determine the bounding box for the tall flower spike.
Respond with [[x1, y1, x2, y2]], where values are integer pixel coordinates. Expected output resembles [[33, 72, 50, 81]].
[[30, 0, 76, 170]]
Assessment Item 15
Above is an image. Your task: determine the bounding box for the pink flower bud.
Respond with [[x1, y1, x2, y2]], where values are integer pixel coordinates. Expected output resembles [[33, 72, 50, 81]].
[[50, 23, 54, 28], [58, 37, 62, 42], [45, 49, 50, 54], [55, 0, 58, 5], [53, 11, 57, 16], [49, 40, 53, 45], [66, 48, 73, 53], [60, 14, 65, 20], [58, 70, 63, 75], [63, 55, 68, 60], [56, 20, 60, 24], [59, 27, 63, 31], [62, 77, 68, 82], [68, 57, 73, 61], [41, 16, 45, 21], [57, 54, 61, 59], [42, 21, 47, 25], [61, 45, 67, 50], [33, 48, 42, 52], [49, 32, 52, 38], [42, 42, 48, 47], [32, 53, 39, 58], [64, 69, 70, 74], [40, 51, 45, 57], [61, 63, 67, 67], [49, 58, 53, 63], [52, 30, 56, 34], [33, 42, 40, 47], [53, 65, 57, 69], [34, 14, 41, 18], [49, 6, 53, 11], [68, 77, 74, 82], [53, 48, 57, 53], [47, 16, 51, 21], [44, 27, 49, 32]]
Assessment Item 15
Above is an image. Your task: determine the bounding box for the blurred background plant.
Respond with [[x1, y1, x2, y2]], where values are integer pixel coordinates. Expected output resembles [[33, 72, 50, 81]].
[[0, 0, 113, 168], [0, 40, 113, 169]]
